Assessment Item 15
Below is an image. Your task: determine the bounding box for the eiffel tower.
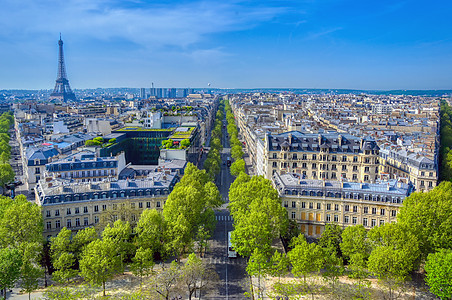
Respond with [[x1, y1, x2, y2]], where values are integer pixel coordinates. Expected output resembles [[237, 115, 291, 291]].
[[49, 34, 76, 102]]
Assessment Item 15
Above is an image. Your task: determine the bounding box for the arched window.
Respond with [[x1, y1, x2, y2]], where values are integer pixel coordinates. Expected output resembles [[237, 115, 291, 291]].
[[292, 190, 298, 195]]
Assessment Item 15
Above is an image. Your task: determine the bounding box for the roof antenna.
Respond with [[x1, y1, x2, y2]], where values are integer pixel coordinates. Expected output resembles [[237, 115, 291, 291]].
[[59, 32, 62, 40]]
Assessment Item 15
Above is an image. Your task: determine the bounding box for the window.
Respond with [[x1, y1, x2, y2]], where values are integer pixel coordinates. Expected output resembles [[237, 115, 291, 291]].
[[35, 167, 40, 174], [94, 216, 99, 224], [352, 174, 358, 180], [273, 153, 277, 159], [55, 209, 60, 216], [326, 214, 331, 222], [421, 171, 425, 176], [75, 218, 80, 227], [353, 165, 358, 172], [84, 217, 89, 226], [83, 206, 88, 213], [75, 207, 79, 214], [55, 220, 60, 228], [301, 202, 306, 208], [94, 205, 99, 212], [342, 156, 347, 162], [353, 205, 358, 213], [113, 204, 117, 210], [391, 210, 397, 217], [302, 163, 307, 169], [302, 154, 307, 160], [291, 212, 296, 219], [372, 208, 377, 215], [364, 175, 369, 181], [309, 202, 313, 209], [380, 209, 385, 216], [344, 205, 349, 212], [352, 217, 357, 224], [344, 216, 349, 223], [420, 180, 425, 187], [364, 207, 369, 214], [429, 172, 433, 177], [429, 181, 433, 187], [46, 210, 51, 217], [139, 202, 143, 209], [371, 219, 376, 227], [67, 219, 72, 228], [334, 215, 339, 222], [365, 166, 370, 172], [363, 218, 368, 226], [317, 203, 321, 210], [293, 163, 297, 168], [102, 204, 107, 211], [334, 204, 339, 211], [332, 155, 337, 161], [353, 156, 358, 162], [342, 165, 347, 171], [341, 173, 347, 179], [46, 221, 51, 230], [156, 201, 161, 208], [146, 202, 151, 208], [292, 201, 296, 208], [379, 220, 385, 226], [326, 204, 331, 210], [312, 163, 317, 169], [66, 208, 71, 215], [312, 154, 317, 160], [284, 201, 288, 208], [272, 162, 277, 168]]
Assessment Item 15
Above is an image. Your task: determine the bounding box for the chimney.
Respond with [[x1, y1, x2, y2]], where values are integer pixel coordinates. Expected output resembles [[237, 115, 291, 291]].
[[338, 135, 342, 146]]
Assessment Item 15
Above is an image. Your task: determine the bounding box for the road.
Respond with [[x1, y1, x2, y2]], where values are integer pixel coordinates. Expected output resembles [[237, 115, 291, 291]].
[[204, 117, 249, 299]]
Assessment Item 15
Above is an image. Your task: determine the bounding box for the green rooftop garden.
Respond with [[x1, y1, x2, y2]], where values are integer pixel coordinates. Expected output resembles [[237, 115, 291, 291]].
[[117, 127, 174, 132], [170, 127, 195, 139]]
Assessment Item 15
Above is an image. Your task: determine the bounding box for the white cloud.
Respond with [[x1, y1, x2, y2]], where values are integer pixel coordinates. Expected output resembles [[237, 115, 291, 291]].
[[0, 0, 285, 50]]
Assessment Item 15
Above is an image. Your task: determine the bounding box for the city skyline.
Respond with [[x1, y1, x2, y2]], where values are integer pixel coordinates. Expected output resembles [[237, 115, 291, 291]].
[[1, 0, 451, 90]]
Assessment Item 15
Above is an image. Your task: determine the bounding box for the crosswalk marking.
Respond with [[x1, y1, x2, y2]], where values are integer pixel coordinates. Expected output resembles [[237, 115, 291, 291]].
[[204, 257, 246, 265], [215, 215, 233, 221]]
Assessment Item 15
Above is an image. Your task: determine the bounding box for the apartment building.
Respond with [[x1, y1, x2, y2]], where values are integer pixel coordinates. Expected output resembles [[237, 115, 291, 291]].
[[379, 149, 437, 192], [274, 172, 413, 237], [45, 150, 126, 182], [35, 171, 178, 238], [261, 131, 380, 184]]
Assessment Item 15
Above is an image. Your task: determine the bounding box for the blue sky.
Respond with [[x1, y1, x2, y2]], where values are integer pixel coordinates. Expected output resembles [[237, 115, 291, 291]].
[[0, 0, 451, 90]]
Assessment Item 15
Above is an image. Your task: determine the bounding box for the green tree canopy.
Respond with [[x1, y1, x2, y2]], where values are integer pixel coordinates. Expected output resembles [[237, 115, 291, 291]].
[[424, 249, 452, 299], [79, 238, 120, 297], [0, 247, 22, 299]]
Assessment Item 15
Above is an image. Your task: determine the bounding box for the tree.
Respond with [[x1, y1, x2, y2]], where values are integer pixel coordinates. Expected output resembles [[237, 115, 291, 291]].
[[318, 223, 343, 258], [79, 239, 120, 297], [231, 145, 244, 160], [162, 139, 174, 149], [247, 248, 271, 299], [367, 223, 420, 300], [180, 253, 218, 300], [85, 140, 102, 146], [424, 249, 452, 299], [340, 225, 370, 264], [287, 235, 324, 299], [180, 138, 190, 149], [149, 261, 181, 300], [397, 182, 452, 259], [0, 152, 10, 164], [102, 220, 133, 273], [229, 174, 288, 257], [230, 158, 245, 176], [131, 247, 154, 289], [72, 227, 98, 260], [0, 164, 14, 194], [0, 247, 22, 299], [96, 201, 141, 231], [0, 195, 43, 249], [163, 163, 221, 259], [135, 209, 166, 257], [20, 243, 43, 300], [50, 227, 77, 284], [108, 138, 117, 144], [269, 250, 289, 283]]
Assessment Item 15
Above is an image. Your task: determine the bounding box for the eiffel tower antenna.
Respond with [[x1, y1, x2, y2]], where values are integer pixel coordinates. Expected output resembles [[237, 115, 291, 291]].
[[49, 34, 76, 102]]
